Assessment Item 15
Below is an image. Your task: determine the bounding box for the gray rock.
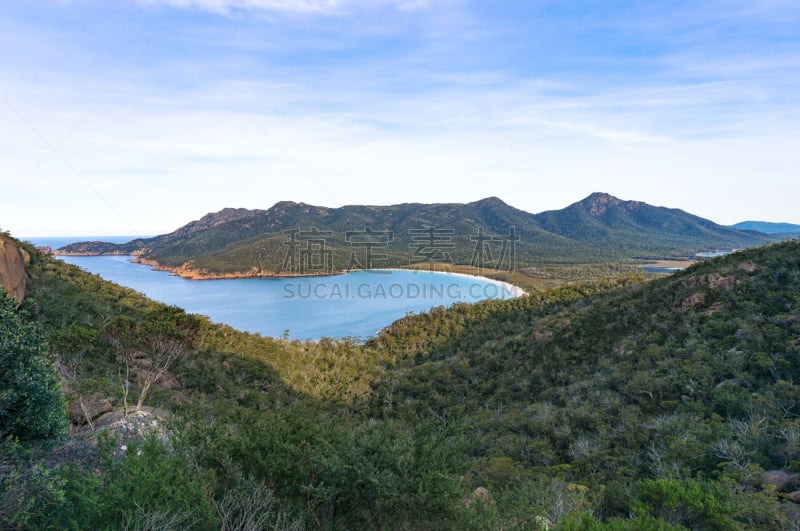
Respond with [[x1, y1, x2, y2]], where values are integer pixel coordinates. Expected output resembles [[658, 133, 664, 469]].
[[68, 394, 117, 425]]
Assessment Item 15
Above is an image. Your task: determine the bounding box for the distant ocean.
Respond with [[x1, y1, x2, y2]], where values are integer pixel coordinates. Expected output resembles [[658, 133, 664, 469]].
[[21, 236, 148, 250]]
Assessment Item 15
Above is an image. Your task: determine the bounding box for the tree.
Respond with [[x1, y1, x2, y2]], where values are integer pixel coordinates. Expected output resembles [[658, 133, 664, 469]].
[[134, 334, 184, 411], [0, 293, 67, 442]]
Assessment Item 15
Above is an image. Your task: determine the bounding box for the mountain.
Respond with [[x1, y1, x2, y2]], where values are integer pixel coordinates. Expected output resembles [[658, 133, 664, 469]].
[[731, 220, 800, 235], [56, 197, 602, 275], [56, 193, 774, 277], [533, 192, 770, 255]]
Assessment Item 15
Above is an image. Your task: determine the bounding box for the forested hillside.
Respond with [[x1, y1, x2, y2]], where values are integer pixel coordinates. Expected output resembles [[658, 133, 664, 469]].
[[3, 237, 800, 529], [534, 192, 768, 254], [368, 240, 800, 527]]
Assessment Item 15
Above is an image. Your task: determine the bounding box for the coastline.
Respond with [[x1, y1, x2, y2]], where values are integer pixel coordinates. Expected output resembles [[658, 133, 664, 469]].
[[55, 253, 345, 280], [131, 256, 346, 280]]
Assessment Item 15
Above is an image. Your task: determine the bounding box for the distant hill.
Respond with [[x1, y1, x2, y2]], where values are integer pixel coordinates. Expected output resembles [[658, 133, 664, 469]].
[[534, 192, 770, 255], [731, 220, 800, 235], [56, 193, 774, 277]]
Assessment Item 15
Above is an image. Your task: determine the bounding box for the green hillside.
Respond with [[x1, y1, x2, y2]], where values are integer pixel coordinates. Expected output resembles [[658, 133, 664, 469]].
[[4, 237, 800, 528], [368, 240, 800, 526]]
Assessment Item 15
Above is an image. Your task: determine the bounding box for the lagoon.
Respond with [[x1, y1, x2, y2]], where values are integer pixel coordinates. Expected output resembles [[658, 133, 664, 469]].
[[29, 237, 519, 340]]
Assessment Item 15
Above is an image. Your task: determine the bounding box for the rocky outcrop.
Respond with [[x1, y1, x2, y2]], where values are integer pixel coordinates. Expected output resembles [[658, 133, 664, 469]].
[[676, 291, 706, 312], [0, 234, 29, 302], [68, 394, 117, 426]]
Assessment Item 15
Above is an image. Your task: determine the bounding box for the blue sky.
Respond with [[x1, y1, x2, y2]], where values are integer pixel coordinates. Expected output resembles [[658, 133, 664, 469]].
[[1, 0, 799, 236]]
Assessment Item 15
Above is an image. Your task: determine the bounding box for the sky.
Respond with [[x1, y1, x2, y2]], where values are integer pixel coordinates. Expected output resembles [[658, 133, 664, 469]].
[[1, 0, 799, 236]]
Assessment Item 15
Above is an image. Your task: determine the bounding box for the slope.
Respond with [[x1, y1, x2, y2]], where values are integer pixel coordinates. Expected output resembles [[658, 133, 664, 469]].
[[369, 240, 800, 526]]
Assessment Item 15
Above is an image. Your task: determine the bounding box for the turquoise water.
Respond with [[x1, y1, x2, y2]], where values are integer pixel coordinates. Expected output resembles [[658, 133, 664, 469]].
[[29, 237, 518, 340]]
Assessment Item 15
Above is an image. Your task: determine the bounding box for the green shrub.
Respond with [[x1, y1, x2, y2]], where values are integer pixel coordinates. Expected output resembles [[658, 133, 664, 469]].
[[30, 434, 216, 530], [0, 294, 67, 442]]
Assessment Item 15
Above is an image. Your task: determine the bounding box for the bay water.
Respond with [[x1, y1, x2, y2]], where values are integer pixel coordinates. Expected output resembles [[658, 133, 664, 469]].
[[25, 237, 519, 340]]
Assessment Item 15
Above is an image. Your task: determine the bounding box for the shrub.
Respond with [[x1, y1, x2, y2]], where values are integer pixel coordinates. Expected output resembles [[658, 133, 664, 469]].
[[0, 294, 67, 442]]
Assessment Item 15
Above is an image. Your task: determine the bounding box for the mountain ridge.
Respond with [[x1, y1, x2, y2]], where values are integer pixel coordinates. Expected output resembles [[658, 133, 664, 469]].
[[55, 193, 774, 277]]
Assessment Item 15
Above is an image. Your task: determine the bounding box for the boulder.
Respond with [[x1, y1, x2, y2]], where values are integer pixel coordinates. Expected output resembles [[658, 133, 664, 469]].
[[707, 273, 735, 291], [0, 235, 27, 302], [68, 394, 117, 425]]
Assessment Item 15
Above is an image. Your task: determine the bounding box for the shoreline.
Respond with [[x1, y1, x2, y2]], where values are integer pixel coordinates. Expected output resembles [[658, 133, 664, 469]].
[[351, 267, 527, 298], [133, 257, 346, 280], [57, 254, 346, 280]]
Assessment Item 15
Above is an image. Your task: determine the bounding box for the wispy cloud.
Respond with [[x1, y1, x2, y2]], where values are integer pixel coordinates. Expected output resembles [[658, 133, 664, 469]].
[[137, 0, 429, 14]]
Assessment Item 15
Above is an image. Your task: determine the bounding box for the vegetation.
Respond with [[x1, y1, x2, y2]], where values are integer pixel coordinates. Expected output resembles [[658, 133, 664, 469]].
[[0, 293, 67, 443], [3, 236, 800, 528]]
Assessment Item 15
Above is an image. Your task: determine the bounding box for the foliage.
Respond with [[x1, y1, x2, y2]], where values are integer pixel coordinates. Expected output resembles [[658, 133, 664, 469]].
[[367, 241, 800, 526], [631, 478, 738, 529], [187, 407, 482, 529], [0, 293, 67, 442], [15, 434, 217, 530]]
